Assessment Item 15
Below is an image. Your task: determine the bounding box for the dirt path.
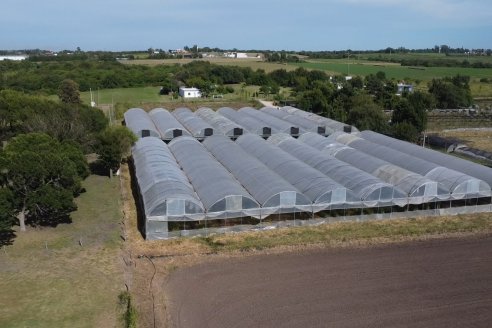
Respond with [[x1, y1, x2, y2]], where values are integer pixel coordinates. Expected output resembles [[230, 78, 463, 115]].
[[165, 236, 492, 328]]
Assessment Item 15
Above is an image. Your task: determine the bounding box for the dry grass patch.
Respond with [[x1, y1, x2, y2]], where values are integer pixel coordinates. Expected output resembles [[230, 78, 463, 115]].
[[0, 175, 124, 328]]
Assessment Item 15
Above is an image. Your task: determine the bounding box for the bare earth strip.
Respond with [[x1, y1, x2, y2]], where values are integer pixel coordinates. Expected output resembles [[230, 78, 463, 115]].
[[165, 236, 492, 328]]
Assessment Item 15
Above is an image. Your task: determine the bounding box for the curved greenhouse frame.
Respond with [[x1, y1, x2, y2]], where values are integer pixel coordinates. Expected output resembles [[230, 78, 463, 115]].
[[280, 106, 358, 133], [172, 107, 214, 140], [203, 135, 312, 217], [299, 132, 448, 204], [132, 137, 205, 239], [124, 108, 160, 138], [218, 107, 272, 137], [268, 134, 407, 206], [239, 107, 303, 136], [195, 107, 244, 138], [149, 108, 191, 141], [236, 133, 358, 211], [260, 107, 329, 135], [360, 130, 492, 190], [169, 136, 260, 218], [329, 132, 491, 199]]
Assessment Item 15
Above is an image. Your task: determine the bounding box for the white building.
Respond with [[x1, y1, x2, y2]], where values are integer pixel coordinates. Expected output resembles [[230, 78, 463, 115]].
[[179, 87, 202, 98], [0, 55, 27, 61]]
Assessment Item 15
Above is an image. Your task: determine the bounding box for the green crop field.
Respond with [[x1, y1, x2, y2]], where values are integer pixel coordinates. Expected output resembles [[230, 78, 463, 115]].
[[292, 60, 492, 81], [357, 52, 492, 64], [80, 86, 165, 105]]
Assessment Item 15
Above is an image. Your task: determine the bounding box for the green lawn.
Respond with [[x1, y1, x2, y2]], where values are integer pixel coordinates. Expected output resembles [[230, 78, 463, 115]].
[[0, 175, 124, 328]]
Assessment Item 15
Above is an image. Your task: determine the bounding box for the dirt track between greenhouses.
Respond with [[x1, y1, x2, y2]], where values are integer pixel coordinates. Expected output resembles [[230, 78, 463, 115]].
[[165, 236, 492, 328]]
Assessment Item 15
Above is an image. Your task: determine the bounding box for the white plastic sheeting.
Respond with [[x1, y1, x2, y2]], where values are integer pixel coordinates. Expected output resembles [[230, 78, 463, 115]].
[[239, 107, 304, 136], [148, 108, 191, 141], [280, 106, 358, 133], [203, 135, 312, 217], [236, 133, 359, 210], [132, 137, 205, 239], [268, 134, 407, 206], [124, 108, 160, 138], [329, 131, 491, 199], [218, 107, 272, 137], [260, 107, 330, 135], [299, 132, 449, 204], [195, 107, 244, 138], [168, 136, 260, 218], [172, 108, 214, 139], [360, 130, 492, 190]]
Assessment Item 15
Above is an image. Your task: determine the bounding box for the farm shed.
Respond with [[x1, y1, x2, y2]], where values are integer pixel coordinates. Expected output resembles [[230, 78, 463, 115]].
[[280, 106, 358, 133], [218, 107, 272, 137], [132, 137, 204, 240], [360, 130, 492, 189], [236, 133, 359, 211], [203, 135, 312, 217], [299, 132, 449, 204], [239, 107, 304, 136], [329, 132, 491, 200], [124, 108, 160, 138], [260, 107, 330, 135], [172, 107, 214, 140], [168, 136, 260, 219], [148, 108, 191, 141], [268, 134, 407, 207], [195, 107, 244, 138], [179, 87, 201, 98]]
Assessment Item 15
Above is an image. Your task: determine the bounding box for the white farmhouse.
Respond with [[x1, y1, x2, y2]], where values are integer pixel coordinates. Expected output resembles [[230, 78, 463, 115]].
[[179, 87, 202, 98]]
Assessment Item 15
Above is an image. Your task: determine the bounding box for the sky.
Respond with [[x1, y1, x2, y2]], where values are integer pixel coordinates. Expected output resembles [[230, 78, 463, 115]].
[[1, 0, 491, 51]]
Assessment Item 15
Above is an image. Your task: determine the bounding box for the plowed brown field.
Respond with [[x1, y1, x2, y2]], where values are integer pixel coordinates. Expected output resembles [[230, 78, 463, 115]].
[[165, 236, 492, 328]]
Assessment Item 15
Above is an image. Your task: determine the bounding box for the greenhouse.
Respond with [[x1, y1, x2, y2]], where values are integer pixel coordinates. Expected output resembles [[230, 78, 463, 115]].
[[195, 107, 244, 138], [236, 134, 359, 210], [280, 106, 358, 133], [168, 136, 260, 219], [124, 108, 160, 138], [260, 107, 329, 135], [203, 135, 312, 217], [328, 132, 491, 199], [268, 134, 407, 207], [218, 107, 272, 137], [239, 107, 304, 136], [148, 108, 191, 141], [131, 137, 205, 240], [299, 132, 449, 204], [360, 130, 492, 189], [172, 107, 214, 140]]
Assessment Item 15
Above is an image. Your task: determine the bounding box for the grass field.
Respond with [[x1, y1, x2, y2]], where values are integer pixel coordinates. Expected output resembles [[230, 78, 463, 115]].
[[121, 58, 297, 72], [294, 59, 492, 81], [357, 52, 492, 64], [0, 175, 124, 328]]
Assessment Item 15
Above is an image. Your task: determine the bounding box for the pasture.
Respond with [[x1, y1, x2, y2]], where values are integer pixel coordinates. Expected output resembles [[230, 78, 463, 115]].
[[293, 59, 492, 81], [121, 57, 297, 72], [0, 175, 124, 328]]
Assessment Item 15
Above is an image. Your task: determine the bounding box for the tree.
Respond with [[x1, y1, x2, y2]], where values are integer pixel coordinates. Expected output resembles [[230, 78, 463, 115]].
[[347, 94, 388, 132], [58, 79, 81, 104], [0, 133, 86, 231], [0, 188, 15, 234], [428, 76, 473, 109], [95, 126, 137, 177]]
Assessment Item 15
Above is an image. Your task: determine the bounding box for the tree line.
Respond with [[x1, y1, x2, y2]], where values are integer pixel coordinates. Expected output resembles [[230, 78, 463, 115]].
[[0, 80, 136, 242]]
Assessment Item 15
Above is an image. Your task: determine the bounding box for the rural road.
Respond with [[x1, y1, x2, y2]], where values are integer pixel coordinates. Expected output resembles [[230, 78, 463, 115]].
[[165, 236, 492, 328]]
